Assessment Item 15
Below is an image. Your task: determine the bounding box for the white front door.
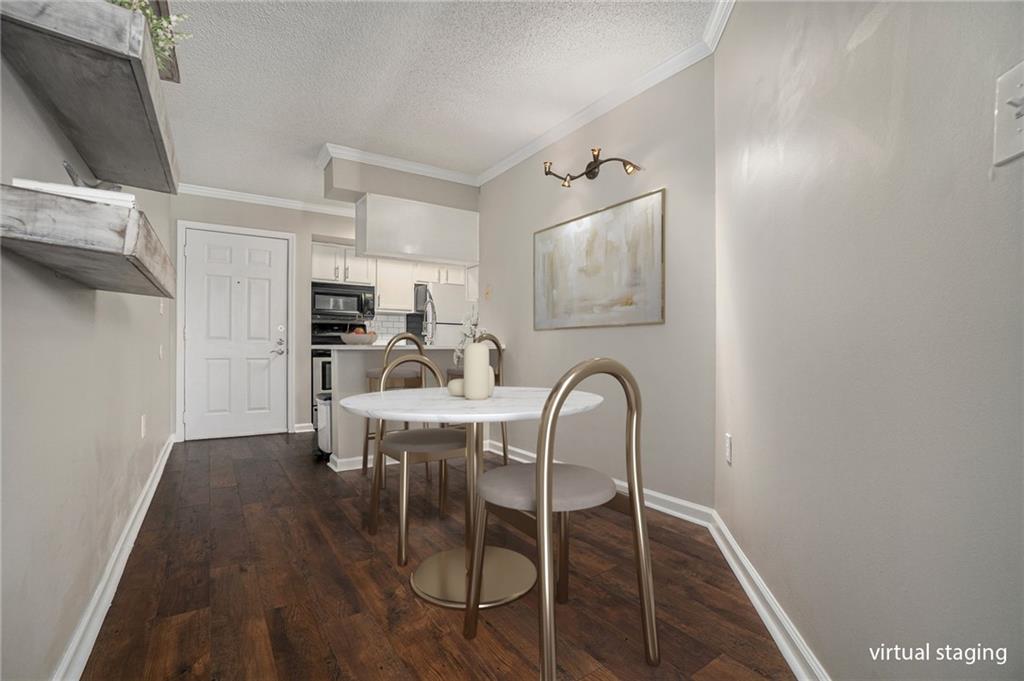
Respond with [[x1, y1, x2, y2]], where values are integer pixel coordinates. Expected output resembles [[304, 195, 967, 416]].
[[184, 227, 289, 439]]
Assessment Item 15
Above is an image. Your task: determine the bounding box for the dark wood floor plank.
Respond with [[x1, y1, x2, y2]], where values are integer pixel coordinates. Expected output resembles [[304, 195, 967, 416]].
[[210, 563, 279, 681], [84, 432, 792, 681], [319, 611, 416, 681], [693, 654, 773, 681], [140, 608, 211, 681], [266, 602, 343, 681]]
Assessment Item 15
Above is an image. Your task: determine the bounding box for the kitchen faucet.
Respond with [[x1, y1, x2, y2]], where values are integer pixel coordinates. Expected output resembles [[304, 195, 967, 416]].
[[424, 287, 438, 345]]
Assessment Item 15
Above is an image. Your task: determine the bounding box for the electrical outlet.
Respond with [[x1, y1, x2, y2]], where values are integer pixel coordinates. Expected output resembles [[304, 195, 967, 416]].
[[725, 433, 733, 465], [158, 344, 164, 360], [159, 300, 165, 315], [140, 414, 147, 440]]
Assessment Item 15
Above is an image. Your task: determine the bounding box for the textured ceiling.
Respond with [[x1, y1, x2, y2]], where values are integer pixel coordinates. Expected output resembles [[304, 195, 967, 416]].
[[163, 1, 713, 202]]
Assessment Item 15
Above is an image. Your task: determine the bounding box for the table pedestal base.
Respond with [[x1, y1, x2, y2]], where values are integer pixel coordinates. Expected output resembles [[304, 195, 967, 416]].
[[410, 546, 536, 609]]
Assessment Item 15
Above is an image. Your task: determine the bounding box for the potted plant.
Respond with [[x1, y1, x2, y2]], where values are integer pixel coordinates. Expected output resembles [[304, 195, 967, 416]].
[[107, 0, 189, 81]]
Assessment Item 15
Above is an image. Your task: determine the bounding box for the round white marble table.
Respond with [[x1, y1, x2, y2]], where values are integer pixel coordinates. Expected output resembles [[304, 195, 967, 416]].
[[339, 386, 603, 608]]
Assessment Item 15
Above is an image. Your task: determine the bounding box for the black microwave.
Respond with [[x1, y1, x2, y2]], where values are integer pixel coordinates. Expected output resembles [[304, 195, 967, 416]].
[[311, 282, 375, 321]]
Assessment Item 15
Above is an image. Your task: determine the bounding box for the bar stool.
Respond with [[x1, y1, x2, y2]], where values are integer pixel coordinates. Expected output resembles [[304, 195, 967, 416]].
[[447, 332, 509, 465], [463, 358, 659, 680], [367, 354, 466, 566], [363, 332, 429, 480]]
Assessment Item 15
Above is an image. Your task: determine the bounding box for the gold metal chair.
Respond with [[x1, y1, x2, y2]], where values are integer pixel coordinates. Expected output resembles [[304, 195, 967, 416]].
[[463, 358, 659, 680], [363, 333, 430, 481], [367, 354, 466, 566], [446, 332, 509, 465]]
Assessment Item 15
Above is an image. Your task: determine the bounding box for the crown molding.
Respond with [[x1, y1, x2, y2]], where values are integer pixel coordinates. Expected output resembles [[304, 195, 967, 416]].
[[178, 183, 356, 217], [317, 1, 735, 188], [476, 39, 713, 185], [478, 0, 734, 184], [703, 0, 735, 51], [318, 143, 479, 186]]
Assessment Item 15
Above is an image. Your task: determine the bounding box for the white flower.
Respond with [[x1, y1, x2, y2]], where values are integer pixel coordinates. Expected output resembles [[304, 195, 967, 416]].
[[453, 310, 486, 366]]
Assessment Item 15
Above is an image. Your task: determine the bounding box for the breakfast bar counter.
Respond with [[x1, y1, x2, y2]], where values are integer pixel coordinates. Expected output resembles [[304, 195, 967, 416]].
[[321, 343, 500, 471]]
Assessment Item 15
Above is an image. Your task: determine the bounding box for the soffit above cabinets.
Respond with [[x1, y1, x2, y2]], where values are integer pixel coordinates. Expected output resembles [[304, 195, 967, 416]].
[[355, 193, 478, 266], [324, 157, 478, 212]]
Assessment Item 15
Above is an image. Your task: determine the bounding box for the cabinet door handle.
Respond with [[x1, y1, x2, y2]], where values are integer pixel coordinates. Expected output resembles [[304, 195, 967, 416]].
[[334, 265, 339, 280], [344, 265, 349, 280]]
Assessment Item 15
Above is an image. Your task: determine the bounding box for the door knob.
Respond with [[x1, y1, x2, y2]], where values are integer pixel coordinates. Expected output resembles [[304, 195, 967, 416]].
[[271, 348, 286, 356]]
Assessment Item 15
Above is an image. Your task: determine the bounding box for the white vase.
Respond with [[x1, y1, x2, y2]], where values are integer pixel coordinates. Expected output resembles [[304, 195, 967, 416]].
[[448, 378, 465, 397], [463, 342, 491, 400]]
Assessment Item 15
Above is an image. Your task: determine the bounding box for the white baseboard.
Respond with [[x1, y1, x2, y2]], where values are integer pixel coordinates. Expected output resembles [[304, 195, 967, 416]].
[[327, 453, 360, 472], [484, 439, 828, 681], [293, 422, 315, 433], [708, 511, 830, 681], [51, 434, 175, 681], [327, 454, 402, 473]]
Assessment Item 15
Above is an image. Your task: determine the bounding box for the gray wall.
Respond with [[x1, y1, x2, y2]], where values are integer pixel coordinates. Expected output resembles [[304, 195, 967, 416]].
[[0, 63, 354, 678], [714, 3, 1023, 679], [478, 57, 717, 506], [1, 61, 175, 680]]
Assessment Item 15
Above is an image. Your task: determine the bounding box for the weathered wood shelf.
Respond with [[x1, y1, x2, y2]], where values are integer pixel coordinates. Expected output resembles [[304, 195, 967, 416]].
[[1, 184, 175, 298], [1, 0, 179, 193]]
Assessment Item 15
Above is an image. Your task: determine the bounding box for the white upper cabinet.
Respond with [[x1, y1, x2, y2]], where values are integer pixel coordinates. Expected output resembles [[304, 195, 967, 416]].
[[312, 242, 378, 285], [312, 242, 341, 282], [375, 259, 415, 312], [443, 266, 465, 285], [413, 262, 442, 283], [343, 247, 376, 285], [356, 193, 479, 265]]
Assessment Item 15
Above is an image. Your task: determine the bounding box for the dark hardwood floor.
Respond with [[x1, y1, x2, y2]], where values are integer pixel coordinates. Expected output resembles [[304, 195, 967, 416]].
[[82, 433, 793, 681]]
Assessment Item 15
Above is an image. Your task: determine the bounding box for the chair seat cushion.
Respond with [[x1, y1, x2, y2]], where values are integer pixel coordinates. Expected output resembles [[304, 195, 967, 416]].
[[381, 428, 466, 454], [365, 365, 423, 380], [477, 463, 616, 512]]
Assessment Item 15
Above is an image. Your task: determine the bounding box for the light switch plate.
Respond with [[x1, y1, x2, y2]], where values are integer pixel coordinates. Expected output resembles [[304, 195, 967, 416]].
[[725, 433, 733, 465], [993, 60, 1024, 166]]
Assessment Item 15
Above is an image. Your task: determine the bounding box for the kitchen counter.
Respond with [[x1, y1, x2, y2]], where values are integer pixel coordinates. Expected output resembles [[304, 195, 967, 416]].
[[326, 343, 502, 472], [314, 344, 465, 351]]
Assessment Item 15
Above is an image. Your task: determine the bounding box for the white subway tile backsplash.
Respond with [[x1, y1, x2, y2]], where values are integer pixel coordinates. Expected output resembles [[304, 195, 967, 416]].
[[369, 313, 407, 335]]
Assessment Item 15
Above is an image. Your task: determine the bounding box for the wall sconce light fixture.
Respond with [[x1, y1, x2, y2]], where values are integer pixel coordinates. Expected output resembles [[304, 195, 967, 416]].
[[543, 147, 642, 188]]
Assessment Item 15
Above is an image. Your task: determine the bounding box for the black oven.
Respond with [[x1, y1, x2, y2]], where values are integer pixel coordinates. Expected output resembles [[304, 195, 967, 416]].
[[311, 282, 374, 322]]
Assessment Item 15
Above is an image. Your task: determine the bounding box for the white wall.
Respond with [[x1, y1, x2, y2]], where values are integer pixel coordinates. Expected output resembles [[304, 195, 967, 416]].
[[714, 3, 1023, 679], [1, 61, 175, 680], [478, 58, 717, 506]]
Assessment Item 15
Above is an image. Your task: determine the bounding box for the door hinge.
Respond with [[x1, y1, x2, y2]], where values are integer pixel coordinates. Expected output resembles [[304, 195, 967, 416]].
[[183, 326, 187, 342]]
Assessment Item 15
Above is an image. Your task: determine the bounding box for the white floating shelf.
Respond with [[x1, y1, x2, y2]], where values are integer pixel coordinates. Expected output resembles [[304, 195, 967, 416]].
[[1, 184, 175, 298], [0, 0, 179, 193]]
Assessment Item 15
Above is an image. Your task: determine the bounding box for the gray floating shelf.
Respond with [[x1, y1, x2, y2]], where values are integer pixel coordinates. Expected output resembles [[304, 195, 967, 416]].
[[1, 184, 176, 298], [1, 0, 179, 193]]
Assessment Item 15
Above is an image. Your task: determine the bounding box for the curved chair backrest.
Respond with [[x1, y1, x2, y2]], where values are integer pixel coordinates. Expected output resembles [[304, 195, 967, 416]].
[[534, 357, 658, 672], [382, 332, 426, 367], [475, 332, 504, 384], [536, 357, 641, 485], [379, 354, 445, 390]]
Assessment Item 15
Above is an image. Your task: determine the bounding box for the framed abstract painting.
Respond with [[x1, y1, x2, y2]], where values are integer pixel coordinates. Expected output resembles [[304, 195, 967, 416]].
[[534, 189, 665, 330]]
